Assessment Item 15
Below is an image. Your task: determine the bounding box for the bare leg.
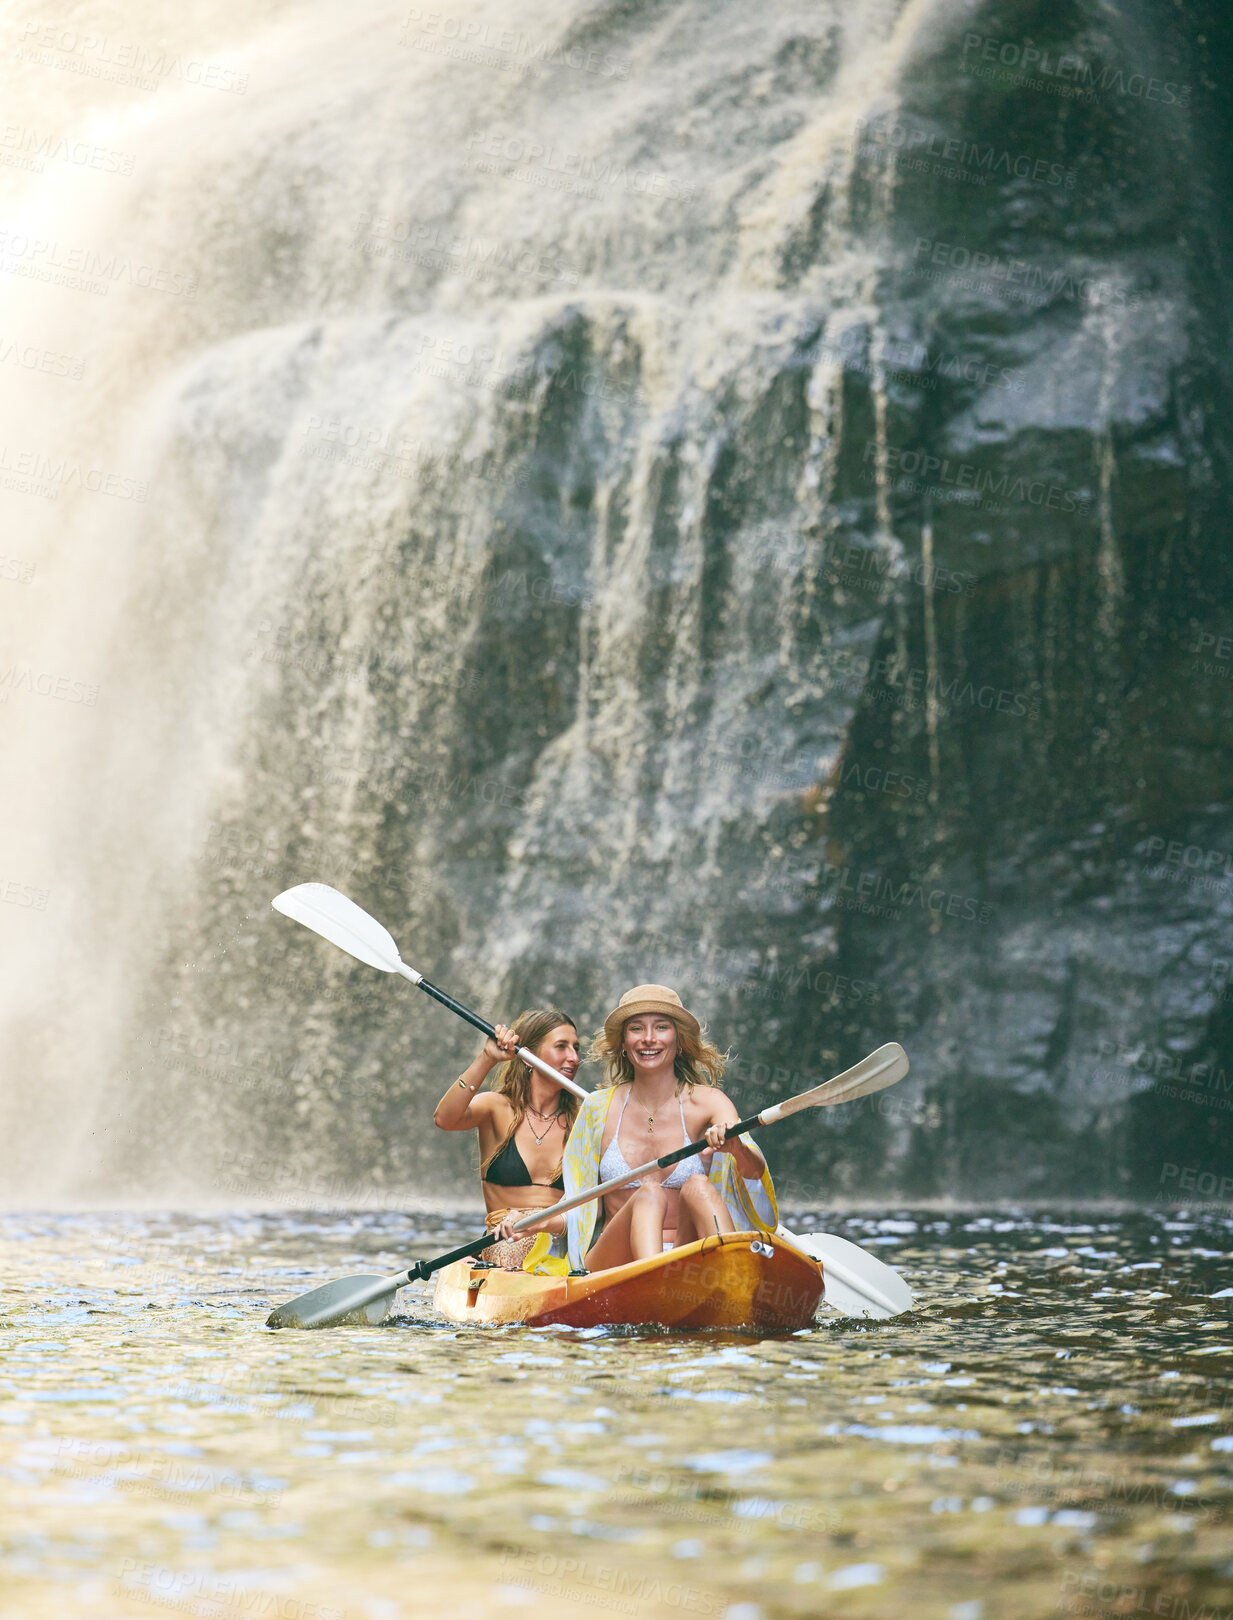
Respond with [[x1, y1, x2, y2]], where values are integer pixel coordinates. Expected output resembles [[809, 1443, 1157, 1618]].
[[585, 1184, 669, 1270], [628, 1183, 670, 1260], [673, 1174, 735, 1246]]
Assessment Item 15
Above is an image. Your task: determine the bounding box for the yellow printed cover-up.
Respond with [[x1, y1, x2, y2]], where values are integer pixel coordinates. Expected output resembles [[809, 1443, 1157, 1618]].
[[561, 1088, 778, 1271]]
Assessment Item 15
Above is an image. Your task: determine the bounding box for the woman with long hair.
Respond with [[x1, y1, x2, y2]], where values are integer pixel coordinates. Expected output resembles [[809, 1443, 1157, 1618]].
[[433, 1006, 581, 1248], [561, 985, 777, 1271]]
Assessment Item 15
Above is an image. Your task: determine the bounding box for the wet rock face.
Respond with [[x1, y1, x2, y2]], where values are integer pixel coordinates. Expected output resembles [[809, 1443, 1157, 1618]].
[[778, 0, 1233, 1199], [465, 0, 1233, 1203], [7, 0, 1228, 1202]]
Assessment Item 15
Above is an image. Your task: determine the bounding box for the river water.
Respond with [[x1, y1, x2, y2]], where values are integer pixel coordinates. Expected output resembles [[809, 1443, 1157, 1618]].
[[2, 1206, 1230, 1619]]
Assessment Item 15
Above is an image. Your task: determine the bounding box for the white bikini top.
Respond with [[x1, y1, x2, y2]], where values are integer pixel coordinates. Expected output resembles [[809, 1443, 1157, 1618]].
[[598, 1087, 707, 1190]]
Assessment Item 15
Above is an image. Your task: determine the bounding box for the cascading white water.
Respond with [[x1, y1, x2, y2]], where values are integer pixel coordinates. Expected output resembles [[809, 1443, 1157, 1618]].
[[0, 0, 1000, 1203]]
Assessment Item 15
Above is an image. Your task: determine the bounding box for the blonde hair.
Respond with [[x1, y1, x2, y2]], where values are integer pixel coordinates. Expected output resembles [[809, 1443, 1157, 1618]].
[[481, 1007, 580, 1180], [590, 1010, 727, 1093]]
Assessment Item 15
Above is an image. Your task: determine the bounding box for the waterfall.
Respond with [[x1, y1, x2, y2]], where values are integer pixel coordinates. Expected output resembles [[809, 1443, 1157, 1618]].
[[0, 0, 964, 1201], [2, 0, 1214, 1204]]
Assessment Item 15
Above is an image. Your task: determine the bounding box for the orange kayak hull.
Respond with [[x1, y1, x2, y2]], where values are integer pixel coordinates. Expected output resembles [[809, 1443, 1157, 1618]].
[[431, 1230, 824, 1331]]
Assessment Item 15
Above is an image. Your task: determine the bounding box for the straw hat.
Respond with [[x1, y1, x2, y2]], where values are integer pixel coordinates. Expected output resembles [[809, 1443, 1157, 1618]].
[[602, 984, 701, 1045]]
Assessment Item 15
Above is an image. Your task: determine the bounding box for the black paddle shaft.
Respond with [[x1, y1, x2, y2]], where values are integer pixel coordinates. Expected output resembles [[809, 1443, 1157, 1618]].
[[415, 978, 575, 1084], [656, 1110, 762, 1166], [416, 977, 497, 1040], [407, 1229, 501, 1282], [403, 1113, 763, 1283]]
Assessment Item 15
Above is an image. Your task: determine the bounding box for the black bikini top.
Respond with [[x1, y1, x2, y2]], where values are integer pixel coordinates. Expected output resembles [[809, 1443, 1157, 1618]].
[[483, 1129, 565, 1191]]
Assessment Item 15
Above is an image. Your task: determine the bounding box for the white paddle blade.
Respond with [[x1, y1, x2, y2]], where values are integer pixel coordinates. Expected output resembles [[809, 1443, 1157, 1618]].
[[787, 1230, 914, 1319], [267, 1270, 405, 1329], [272, 883, 414, 977], [761, 1043, 908, 1122]]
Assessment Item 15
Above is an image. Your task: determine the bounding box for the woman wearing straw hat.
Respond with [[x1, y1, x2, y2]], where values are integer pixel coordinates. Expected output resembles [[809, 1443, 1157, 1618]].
[[561, 985, 777, 1272]]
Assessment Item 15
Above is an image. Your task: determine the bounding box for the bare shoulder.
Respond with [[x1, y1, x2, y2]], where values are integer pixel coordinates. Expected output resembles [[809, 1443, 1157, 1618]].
[[470, 1092, 509, 1122], [683, 1084, 735, 1116]]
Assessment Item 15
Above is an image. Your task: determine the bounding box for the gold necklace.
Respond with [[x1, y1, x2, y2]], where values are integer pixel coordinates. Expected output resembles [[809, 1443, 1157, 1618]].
[[523, 1103, 564, 1145], [632, 1086, 663, 1134]]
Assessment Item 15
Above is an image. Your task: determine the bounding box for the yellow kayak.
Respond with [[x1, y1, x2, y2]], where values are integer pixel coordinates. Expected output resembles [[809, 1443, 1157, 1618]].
[[432, 1229, 824, 1330]]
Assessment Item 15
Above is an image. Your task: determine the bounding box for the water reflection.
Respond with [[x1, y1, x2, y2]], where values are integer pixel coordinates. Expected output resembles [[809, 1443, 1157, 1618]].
[[0, 1208, 1229, 1618]]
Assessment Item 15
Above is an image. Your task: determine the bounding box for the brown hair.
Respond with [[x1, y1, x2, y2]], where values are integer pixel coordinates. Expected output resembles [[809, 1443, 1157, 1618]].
[[590, 1011, 727, 1093], [481, 1007, 580, 1179]]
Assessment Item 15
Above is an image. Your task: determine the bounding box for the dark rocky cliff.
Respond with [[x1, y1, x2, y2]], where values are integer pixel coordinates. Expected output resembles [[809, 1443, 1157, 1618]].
[[792, 0, 1233, 1200]]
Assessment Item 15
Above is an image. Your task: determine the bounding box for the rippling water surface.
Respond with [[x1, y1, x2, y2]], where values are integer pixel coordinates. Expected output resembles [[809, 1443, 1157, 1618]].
[[2, 1208, 1230, 1619]]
